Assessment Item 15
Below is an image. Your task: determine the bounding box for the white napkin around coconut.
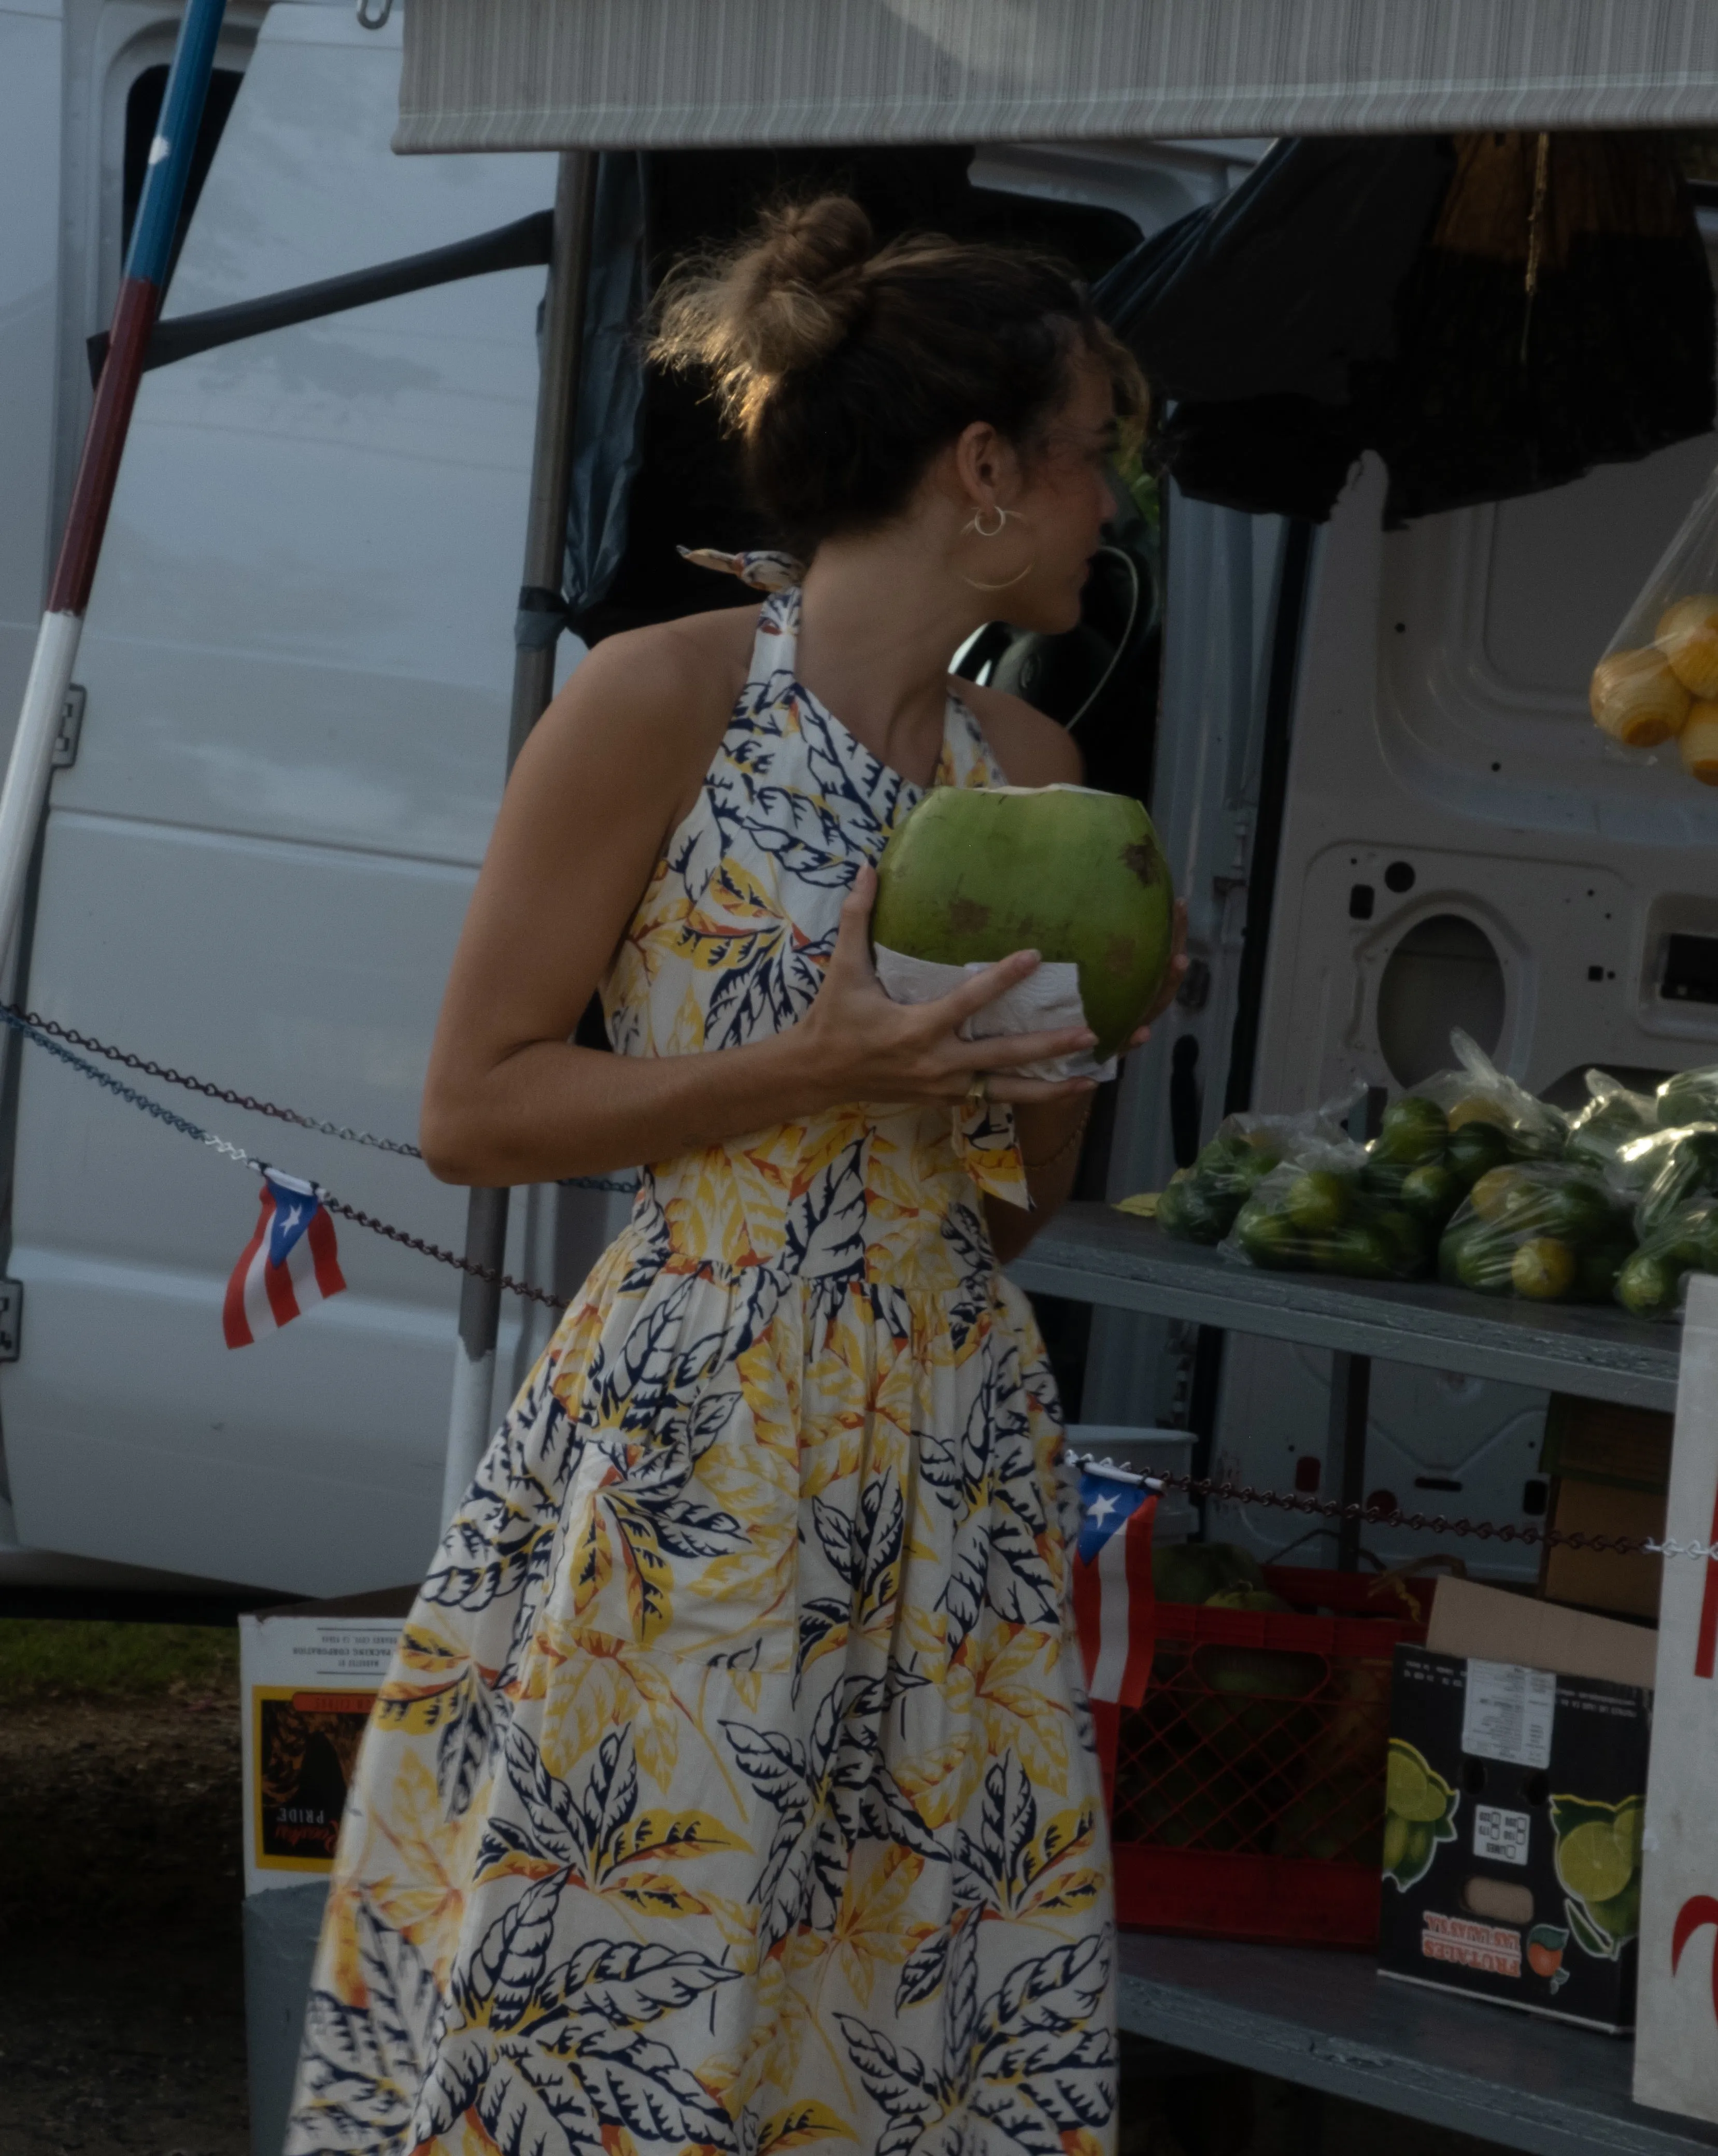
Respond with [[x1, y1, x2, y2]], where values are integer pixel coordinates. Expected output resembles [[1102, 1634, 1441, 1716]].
[[873, 946, 1117, 1083]]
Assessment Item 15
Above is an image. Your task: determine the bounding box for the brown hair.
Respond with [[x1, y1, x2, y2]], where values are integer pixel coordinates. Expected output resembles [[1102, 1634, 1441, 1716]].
[[648, 194, 1148, 556]]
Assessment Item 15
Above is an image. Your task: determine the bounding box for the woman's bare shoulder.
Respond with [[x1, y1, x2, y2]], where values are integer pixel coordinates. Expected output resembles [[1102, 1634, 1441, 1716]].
[[954, 676, 1082, 786], [522, 604, 758, 775]]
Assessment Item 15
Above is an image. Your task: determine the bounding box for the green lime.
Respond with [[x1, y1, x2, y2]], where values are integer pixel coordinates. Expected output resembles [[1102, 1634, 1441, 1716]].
[[1512, 1237, 1577, 1301], [1238, 1204, 1297, 1270], [1537, 1181, 1612, 1245], [1455, 1229, 1512, 1295], [1285, 1169, 1353, 1235], [1577, 1241, 1634, 1304], [1615, 1798, 1646, 1870], [1203, 1585, 1290, 1612], [1438, 1224, 1470, 1286], [1557, 1818, 1635, 1905], [1470, 1165, 1531, 1223], [1376, 1207, 1432, 1277], [1158, 1172, 1232, 1245], [1386, 1741, 1451, 1824], [1400, 1162, 1461, 1226], [1447, 1120, 1513, 1186], [1312, 1223, 1395, 1278], [1617, 1249, 1684, 1319], [1375, 1096, 1450, 1165]]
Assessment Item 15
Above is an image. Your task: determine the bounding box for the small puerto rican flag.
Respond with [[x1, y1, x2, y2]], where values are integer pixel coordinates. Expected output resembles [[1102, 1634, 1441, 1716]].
[[223, 1168, 346, 1348], [1071, 1468, 1158, 1709]]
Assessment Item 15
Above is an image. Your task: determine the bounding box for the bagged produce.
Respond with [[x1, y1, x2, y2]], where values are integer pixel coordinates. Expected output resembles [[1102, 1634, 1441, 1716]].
[[1616, 1195, 1718, 1319], [1565, 1072, 1659, 1179], [1656, 1063, 1718, 1128], [1223, 1140, 1435, 1281], [1622, 1122, 1718, 1235], [1410, 1027, 1569, 1168], [1588, 462, 1718, 784], [1157, 1096, 1358, 1247], [1437, 1161, 1636, 1304], [1357, 1032, 1567, 1238]]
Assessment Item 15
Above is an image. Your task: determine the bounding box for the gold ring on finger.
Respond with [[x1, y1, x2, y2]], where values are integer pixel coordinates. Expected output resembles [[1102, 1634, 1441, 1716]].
[[964, 1073, 990, 1107]]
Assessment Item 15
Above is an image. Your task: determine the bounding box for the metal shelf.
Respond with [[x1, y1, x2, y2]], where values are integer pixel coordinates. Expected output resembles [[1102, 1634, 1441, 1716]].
[[1118, 1934, 1717, 2156], [1011, 1205, 1681, 1411]]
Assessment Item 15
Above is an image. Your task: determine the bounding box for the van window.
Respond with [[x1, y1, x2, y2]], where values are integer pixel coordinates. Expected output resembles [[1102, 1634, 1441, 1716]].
[[121, 62, 245, 289]]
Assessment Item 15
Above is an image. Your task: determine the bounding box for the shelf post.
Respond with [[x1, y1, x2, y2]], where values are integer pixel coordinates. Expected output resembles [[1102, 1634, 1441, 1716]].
[[1329, 1350, 1371, 1571]]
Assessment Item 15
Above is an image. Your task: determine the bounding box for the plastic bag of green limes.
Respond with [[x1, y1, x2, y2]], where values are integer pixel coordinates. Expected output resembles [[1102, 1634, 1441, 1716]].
[[1360, 1032, 1569, 1234], [1437, 1161, 1637, 1303], [1615, 1194, 1718, 1318], [1157, 1099, 1357, 1248], [1221, 1140, 1436, 1280], [1656, 1063, 1718, 1129], [1565, 1071, 1659, 1180], [1619, 1120, 1718, 1233]]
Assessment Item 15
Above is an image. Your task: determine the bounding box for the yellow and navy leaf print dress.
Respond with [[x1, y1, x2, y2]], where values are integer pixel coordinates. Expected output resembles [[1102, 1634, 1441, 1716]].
[[287, 585, 1117, 2156]]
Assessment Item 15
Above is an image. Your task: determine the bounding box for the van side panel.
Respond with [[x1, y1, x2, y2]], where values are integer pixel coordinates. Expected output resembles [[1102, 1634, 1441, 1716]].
[[2, 7, 559, 1592]]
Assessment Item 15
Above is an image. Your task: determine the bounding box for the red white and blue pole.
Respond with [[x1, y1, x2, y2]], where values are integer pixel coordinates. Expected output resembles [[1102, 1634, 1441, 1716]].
[[0, 0, 226, 967]]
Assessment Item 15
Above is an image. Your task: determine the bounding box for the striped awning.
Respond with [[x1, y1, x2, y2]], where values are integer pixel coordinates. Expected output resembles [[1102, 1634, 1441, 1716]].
[[396, 0, 1718, 155]]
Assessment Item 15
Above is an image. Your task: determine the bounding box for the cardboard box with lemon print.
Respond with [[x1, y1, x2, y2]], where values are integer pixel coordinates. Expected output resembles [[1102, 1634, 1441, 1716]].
[[1378, 1644, 1650, 2032]]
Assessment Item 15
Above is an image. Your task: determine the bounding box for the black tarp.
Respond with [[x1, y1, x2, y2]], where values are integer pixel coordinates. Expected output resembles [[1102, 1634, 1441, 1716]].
[[1098, 132, 1716, 527]]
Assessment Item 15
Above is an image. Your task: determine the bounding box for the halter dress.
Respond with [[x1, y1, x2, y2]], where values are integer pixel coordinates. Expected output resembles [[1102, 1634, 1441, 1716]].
[[286, 584, 1116, 2156]]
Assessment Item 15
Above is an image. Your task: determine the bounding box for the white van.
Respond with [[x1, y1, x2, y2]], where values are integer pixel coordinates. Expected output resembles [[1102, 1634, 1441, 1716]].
[[2, 0, 1713, 1598]]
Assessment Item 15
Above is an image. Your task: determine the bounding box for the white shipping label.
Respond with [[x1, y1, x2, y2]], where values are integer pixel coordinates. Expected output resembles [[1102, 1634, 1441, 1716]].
[[1472, 1804, 1531, 1866], [1462, 1660, 1556, 1769]]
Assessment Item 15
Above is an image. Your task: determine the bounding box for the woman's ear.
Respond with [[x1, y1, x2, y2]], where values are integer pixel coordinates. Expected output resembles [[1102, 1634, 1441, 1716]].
[[952, 419, 1021, 513]]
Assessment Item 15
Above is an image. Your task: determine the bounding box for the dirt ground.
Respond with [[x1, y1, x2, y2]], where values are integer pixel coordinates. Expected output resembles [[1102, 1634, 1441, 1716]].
[[0, 1678, 249, 2155], [0, 1626, 1504, 2156]]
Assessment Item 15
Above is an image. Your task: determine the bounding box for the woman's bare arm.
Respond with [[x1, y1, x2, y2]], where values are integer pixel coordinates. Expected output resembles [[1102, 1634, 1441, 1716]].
[[420, 626, 1103, 1187]]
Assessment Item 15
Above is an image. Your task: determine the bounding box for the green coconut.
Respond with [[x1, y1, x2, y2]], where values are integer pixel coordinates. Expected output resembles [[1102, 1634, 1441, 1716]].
[[871, 784, 1174, 1058]]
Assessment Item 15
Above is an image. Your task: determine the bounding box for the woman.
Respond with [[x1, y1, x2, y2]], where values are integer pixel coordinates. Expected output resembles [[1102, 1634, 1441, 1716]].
[[287, 195, 1176, 2156]]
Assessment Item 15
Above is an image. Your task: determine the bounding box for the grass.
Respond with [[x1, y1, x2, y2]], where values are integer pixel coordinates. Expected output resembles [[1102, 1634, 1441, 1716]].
[[0, 1618, 239, 1703]]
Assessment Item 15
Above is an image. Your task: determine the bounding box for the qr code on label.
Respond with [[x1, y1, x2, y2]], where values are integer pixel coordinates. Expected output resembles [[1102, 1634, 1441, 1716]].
[[1473, 1804, 1530, 1865]]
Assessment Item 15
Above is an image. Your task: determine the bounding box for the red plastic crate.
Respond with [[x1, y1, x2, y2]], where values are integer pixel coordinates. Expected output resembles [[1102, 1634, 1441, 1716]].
[[1102, 1564, 1428, 1949]]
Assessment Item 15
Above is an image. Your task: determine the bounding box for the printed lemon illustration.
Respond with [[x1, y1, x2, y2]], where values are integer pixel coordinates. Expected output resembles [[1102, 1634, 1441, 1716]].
[[1382, 1738, 1459, 1891], [1552, 1793, 1645, 1958]]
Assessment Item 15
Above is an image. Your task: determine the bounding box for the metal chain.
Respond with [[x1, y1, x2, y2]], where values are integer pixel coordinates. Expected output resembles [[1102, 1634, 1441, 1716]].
[[0, 997, 635, 1193], [0, 998, 423, 1154], [3, 1005, 1702, 1553], [319, 1196, 564, 1310], [1155, 1467, 1680, 1559], [0, 1002, 571, 1304]]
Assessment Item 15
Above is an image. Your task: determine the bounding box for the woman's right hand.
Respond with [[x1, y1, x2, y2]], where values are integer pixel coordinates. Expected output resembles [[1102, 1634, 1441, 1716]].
[[789, 864, 1101, 1110]]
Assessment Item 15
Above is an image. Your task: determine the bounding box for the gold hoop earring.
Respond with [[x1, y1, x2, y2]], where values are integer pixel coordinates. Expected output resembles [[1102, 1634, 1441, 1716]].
[[964, 506, 1011, 539], [961, 557, 1037, 593], [959, 505, 1034, 590]]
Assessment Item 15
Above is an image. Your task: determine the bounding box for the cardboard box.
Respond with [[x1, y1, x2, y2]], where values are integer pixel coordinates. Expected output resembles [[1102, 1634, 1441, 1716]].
[[1541, 1394, 1669, 1620], [1428, 1577, 1657, 1692], [1379, 1580, 1652, 2031], [1543, 1482, 1665, 1621], [238, 1586, 415, 1896]]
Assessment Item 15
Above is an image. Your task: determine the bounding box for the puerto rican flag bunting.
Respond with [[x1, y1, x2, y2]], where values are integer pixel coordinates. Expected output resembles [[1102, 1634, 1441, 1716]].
[[1072, 1468, 1158, 1710], [223, 1168, 346, 1348]]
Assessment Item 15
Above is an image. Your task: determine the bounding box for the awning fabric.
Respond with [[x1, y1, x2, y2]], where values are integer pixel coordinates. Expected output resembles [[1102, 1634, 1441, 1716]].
[[396, 0, 1718, 155]]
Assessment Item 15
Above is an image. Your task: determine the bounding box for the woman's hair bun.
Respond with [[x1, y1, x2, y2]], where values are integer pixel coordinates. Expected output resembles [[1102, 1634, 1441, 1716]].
[[650, 195, 877, 432]]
